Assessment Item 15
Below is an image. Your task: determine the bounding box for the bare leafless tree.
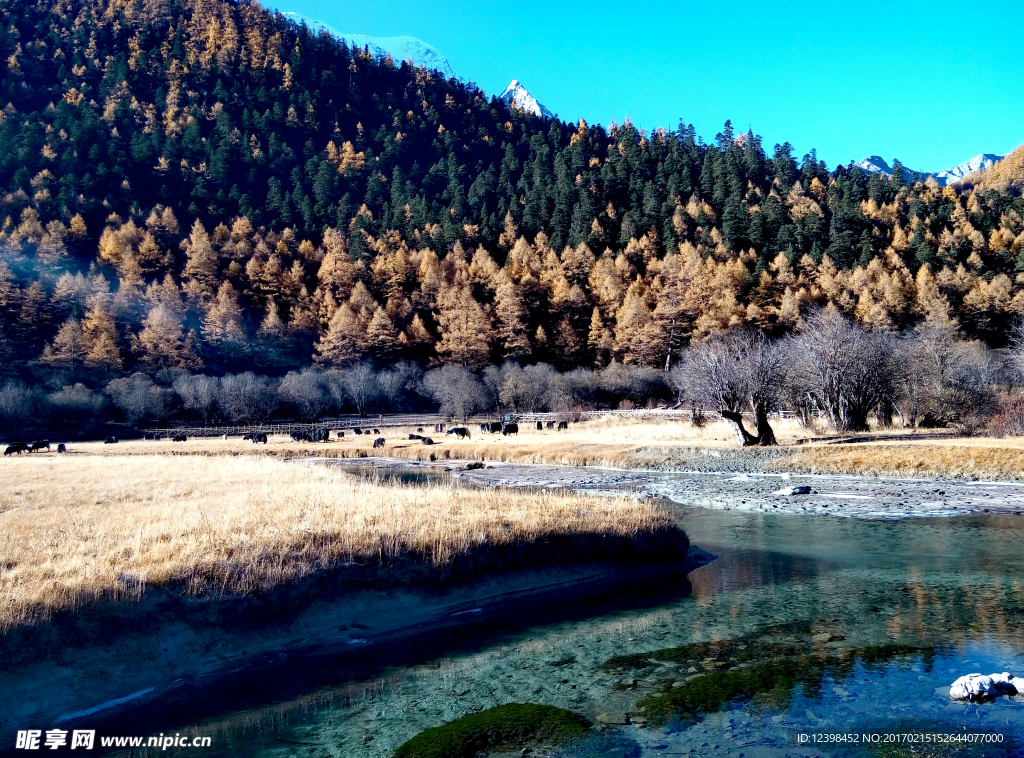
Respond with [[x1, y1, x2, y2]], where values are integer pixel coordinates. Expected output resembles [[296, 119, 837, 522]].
[[786, 309, 901, 432], [681, 330, 785, 445], [421, 364, 489, 420], [376, 361, 422, 412], [324, 363, 378, 417], [173, 374, 220, 423], [46, 383, 107, 423], [216, 372, 279, 424], [278, 369, 330, 420], [598, 363, 668, 409], [106, 373, 172, 424], [498, 362, 556, 413], [1008, 319, 1024, 381], [0, 380, 36, 428]]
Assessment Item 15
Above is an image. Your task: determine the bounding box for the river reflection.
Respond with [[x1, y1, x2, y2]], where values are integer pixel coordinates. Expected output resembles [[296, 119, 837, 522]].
[[111, 491, 1024, 758]]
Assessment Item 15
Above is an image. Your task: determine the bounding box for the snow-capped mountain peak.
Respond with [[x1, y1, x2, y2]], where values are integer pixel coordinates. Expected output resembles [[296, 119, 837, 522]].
[[850, 152, 1007, 187], [933, 153, 1003, 185], [499, 80, 555, 120], [854, 156, 897, 176], [283, 13, 455, 78], [283, 15, 559, 119]]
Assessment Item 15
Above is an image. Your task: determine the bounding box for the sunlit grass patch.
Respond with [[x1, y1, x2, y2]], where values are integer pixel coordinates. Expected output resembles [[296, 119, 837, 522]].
[[0, 454, 679, 631]]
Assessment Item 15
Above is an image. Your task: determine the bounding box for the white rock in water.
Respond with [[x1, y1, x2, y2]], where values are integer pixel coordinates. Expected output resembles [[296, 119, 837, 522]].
[[949, 672, 1022, 700], [773, 486, 812, 496]]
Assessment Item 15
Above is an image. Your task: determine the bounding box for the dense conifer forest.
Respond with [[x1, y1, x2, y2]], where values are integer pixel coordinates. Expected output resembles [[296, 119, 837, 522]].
[[2, 0, 1024, 431]]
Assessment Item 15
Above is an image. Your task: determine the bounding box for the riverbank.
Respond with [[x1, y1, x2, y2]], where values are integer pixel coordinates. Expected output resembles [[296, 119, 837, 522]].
[[48, 417, 1024, 481], [0, 453, 690, 741], [301, 456, 1024, 520], [0, 455, 681, 634], [456, 462, 1024, 520], [0, 556, 702, 745]]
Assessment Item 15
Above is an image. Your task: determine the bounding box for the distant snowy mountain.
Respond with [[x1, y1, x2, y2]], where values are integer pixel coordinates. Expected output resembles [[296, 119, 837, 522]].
[[283, 15, 556, 119], [851, 153, 1007, 187], [932, 154, 1004, 185], [499, 80, 555, 119], [853, 156, 906, 177], [283, 13, 455, 78]]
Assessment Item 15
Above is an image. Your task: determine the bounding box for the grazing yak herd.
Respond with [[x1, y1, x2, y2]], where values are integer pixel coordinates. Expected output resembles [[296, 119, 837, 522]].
[[4, 440, 56, 455], [2, 419, 571, 457]]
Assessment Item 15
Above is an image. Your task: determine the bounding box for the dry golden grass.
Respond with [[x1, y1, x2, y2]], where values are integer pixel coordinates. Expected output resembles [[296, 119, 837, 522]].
[[41, 417, 1023, 480], [0, 454, 674, 631], [780, 440, 1024, 480], [60, 417, 808, 467]]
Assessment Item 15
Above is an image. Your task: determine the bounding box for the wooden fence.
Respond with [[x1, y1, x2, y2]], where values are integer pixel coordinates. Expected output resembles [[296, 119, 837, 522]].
[[144, 414, 444, 439], [145, 406, 823, 439]]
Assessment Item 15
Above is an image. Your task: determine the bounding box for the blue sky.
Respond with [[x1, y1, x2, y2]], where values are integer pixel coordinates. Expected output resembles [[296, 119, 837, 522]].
[[271, 0, 1023, 172]]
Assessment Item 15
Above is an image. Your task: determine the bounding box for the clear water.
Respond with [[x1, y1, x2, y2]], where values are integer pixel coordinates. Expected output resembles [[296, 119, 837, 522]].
[[117, 478, 1024, 758]]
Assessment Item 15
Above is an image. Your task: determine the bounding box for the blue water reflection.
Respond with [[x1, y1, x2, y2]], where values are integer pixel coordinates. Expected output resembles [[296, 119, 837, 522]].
[[129, 491, 1024, 758]]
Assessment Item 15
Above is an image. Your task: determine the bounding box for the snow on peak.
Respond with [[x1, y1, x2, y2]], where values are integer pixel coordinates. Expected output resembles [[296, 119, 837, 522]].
[[499, 80, 555, 120], [932, 153, 1004, 185], [854, 156, 897, 175], [283, 13, 455, 78], [850, 152, 1008, 186]]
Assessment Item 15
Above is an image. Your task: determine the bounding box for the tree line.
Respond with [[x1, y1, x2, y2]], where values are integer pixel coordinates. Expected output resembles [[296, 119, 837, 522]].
[[0, 360, 671, 433], [4, 308, 1024, 443], [677, 308, 1023, 444], [1, 0, 1024, 442]]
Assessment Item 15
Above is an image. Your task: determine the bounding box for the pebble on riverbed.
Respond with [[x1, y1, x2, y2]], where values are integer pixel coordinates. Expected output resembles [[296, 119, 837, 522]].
[[773, 485, 812, 496]]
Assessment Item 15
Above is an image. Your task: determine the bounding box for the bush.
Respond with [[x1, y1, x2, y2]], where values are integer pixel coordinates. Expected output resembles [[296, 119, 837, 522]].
[[599, 363, 669, 408], [0, 380, 37, 426], [105, 373, 172, 424], [988, 393, 1024, 437], [46, 384, 107, 423]]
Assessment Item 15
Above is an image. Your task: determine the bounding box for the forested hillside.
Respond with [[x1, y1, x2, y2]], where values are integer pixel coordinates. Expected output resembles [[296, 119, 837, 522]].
[[1, 0, 1023, 396]]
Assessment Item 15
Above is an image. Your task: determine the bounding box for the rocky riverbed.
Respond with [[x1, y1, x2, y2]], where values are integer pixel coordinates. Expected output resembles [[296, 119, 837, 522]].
[[311, 457, 1024, 519]]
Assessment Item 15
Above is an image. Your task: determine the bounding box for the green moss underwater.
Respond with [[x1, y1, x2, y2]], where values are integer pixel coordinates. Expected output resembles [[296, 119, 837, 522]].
[[393, 703, 591, 758]]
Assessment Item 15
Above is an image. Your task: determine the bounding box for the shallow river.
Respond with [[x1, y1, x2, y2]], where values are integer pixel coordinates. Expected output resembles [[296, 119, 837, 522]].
[[125, 468, 1024, 758]]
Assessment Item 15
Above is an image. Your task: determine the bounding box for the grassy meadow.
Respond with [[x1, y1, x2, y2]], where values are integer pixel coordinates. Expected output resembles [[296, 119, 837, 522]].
[[0, 453, 679, 633], [52, 416, 1024, 479]]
